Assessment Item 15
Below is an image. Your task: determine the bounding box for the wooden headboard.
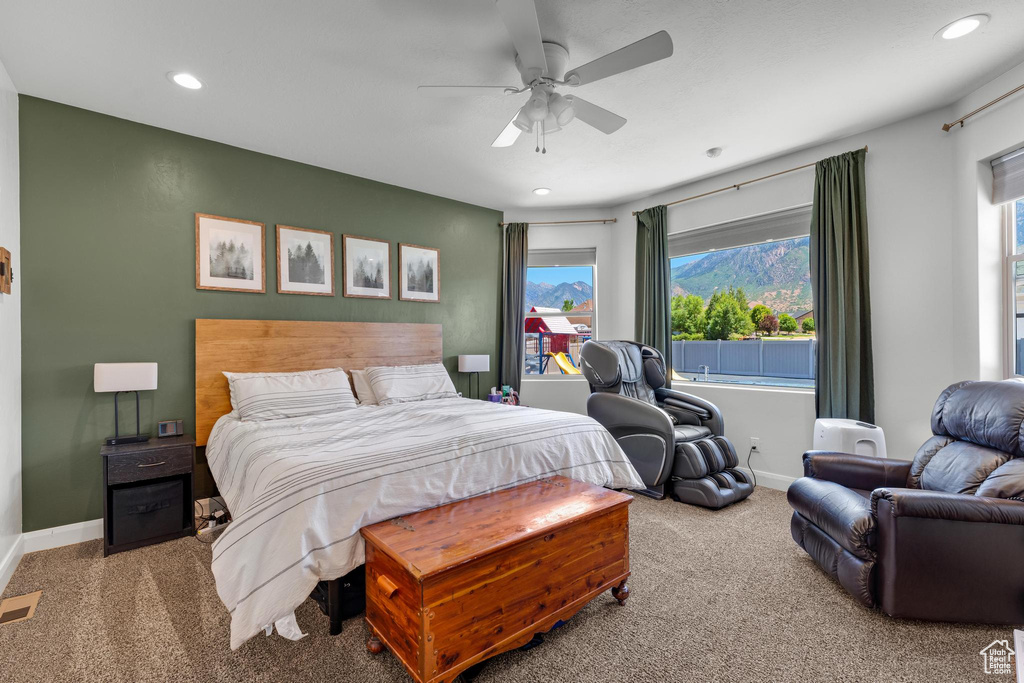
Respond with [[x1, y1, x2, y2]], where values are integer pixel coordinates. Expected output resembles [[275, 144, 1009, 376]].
[[195, 319, 443, 445]]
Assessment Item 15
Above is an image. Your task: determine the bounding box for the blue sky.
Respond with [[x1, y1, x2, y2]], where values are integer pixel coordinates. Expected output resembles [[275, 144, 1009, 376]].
[[526, 265, 594, 285], [669, 252, 710, 267]]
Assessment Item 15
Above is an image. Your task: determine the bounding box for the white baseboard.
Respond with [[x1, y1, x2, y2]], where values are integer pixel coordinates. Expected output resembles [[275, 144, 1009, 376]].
[[0, 534, 24, 595], [736, 467, 797, 492], [23, 519, 103, 554]]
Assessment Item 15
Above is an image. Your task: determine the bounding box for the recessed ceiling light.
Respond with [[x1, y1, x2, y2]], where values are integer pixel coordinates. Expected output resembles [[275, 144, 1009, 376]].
[[169, 72, 203, 89], [937, 14, 989, 40], [533, 188, 551, 196]]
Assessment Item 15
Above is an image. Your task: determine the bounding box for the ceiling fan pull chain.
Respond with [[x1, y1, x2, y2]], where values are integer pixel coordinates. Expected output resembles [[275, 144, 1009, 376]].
[[542, 121, 547, 154], [535, 126, 540, 153]]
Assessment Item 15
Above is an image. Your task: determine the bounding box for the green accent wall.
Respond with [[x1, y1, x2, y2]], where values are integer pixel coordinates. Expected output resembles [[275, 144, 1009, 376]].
[[19, 96, 503, 532]]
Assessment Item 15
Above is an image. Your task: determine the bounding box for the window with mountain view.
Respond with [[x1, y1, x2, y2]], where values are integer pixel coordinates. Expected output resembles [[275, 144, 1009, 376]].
[[669, 235, 815, 388], [523, 264, 594, 376]]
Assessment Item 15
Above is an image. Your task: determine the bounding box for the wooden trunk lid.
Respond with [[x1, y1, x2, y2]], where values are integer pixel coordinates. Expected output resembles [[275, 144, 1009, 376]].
[[360, 476, 632, 579]]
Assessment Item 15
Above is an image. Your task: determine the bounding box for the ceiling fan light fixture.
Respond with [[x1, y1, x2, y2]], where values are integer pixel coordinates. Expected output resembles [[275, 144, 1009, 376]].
[[548, 93, 575, 126], [512, 108, 535, 133], [541, 112, 562, 134], [524, 88, 549, 122]]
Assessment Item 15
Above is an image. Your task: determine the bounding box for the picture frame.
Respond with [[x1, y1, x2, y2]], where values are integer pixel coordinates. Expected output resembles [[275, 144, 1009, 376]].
[[399, 243, 440, 303], [343, 234, 392, 299], [276, 225, 335, 296], [195, 213, 266, 293]]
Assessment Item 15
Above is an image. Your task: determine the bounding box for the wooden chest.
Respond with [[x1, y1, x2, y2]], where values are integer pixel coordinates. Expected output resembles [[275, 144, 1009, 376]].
[[360, 476, 633, 683]]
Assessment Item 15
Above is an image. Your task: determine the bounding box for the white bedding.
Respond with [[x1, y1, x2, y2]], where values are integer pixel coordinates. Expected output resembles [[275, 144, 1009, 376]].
[[206, 397, 642, 649]]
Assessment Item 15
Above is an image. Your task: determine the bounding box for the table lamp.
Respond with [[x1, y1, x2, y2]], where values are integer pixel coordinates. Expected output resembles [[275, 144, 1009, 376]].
[[94, 362, 158, 445], [458, 355, 489, 400]]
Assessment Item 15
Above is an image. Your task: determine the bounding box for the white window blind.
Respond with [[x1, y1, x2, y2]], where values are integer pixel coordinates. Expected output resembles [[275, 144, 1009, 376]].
[[667, 205, 812, 258], [992, 147, 1024, 205], [527, 247, 596, 267]]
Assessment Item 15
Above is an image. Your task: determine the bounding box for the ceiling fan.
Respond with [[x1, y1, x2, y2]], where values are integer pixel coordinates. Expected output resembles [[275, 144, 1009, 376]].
[[418, 0, 673, 152]]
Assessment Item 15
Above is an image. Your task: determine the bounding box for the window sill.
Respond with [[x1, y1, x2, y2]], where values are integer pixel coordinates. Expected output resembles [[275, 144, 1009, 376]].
[[671, 381, 814, 396], [522, 375, 589, 382]]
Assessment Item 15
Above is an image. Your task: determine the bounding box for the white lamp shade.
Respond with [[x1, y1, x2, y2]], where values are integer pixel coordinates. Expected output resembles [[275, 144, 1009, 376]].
[[458, 355, 490, 373], [94, 363, 158, 393]]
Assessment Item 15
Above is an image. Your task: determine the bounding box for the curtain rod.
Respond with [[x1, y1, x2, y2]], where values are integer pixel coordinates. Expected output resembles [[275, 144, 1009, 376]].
[[498, 218, 617, 227], [942, 82, 1024, 132], [631, 145, 869, 216]]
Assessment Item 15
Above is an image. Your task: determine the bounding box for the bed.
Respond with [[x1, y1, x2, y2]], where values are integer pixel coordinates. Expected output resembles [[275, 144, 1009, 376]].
[[195, 319, 642, 650]]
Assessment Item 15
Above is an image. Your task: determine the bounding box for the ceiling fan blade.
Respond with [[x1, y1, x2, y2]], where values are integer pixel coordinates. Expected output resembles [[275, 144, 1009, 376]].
[[567, 97, 626, 134], [491, 110, 524, 148], [494, 0, 547, 77], [564, 30, 673, 86], [418, 85, 517, 97]]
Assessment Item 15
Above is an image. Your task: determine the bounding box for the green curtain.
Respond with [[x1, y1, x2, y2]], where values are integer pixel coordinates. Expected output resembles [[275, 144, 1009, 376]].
[[810, 149, 874, 422], [634, 205, 672, 361], [499, 222, 528, 392]]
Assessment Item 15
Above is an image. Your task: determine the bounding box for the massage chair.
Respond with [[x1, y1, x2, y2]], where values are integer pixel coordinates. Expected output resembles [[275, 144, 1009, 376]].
[[788, 379, 1024, 623], [579, 340, 752, 509]]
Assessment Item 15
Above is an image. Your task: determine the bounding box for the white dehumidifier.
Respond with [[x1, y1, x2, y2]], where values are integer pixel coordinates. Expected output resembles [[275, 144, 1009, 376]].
[[812, 418, 887, 458]]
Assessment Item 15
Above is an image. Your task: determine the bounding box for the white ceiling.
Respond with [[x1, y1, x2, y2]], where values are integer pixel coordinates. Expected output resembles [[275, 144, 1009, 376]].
[[1, 1, 1023, 211]]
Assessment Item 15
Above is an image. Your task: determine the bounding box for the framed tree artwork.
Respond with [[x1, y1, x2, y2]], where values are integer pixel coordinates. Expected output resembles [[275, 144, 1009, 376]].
[[195, 213, 266, 293], [399, 243, 440, 303], [342, 235, 391, 299], [276, 225, 335, 296]]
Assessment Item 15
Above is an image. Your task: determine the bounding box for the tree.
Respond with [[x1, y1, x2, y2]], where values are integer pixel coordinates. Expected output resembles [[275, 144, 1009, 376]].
[[706, 295, 748, 340], [728, 286, 750, 313], [750, 304, 771, 332], [758, 314, 779, 336], [671, 294, 706, 338], [801, 317, 815, 333], [562, 298, 575, 312], [779, 313, 798, 333]]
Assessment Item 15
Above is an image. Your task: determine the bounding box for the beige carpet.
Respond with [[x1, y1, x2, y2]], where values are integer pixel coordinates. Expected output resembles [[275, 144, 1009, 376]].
[[1, 488, 1014, 682]]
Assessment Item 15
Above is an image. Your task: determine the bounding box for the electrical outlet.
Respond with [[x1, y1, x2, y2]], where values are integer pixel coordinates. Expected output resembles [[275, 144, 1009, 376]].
[[750, 437, 760, 451]]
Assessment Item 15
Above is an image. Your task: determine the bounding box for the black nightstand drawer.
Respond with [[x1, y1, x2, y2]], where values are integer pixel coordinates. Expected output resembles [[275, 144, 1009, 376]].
[[111, 479, 185, 546], [106, 446, 193, 485]]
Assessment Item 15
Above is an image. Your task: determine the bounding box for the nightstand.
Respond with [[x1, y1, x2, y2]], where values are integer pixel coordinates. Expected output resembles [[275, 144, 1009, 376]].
[[101, 435, 195, 556]]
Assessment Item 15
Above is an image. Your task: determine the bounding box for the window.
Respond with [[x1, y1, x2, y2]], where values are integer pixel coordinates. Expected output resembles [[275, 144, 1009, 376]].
[[523, 249, 596, 376], [666, 206, 814, 389], [994, 147, 1024, 377], [1006, 199, 1024, 377]]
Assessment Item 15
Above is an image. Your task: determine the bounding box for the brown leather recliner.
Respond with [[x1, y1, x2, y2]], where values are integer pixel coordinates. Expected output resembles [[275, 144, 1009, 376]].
[[788, 380, 1024, 623]]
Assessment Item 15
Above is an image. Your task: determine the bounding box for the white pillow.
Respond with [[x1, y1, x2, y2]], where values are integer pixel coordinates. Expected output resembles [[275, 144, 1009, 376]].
[[350, 369, 379, 406], [364, 363, 458, 406], [223, 367, 358, 421]]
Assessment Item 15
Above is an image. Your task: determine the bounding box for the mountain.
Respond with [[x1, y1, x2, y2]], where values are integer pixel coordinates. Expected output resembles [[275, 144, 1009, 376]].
[[525, 280, 594, 311], [671, 236, 812, 316]]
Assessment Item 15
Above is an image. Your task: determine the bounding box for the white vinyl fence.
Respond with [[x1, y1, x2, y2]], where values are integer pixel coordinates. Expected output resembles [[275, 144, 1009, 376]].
[[672, 339, 816, 380]]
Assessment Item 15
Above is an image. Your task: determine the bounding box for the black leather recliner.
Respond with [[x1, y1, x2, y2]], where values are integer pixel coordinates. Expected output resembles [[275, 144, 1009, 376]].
[[580, 340, 753, 509], [788, 379, 1024, 623]]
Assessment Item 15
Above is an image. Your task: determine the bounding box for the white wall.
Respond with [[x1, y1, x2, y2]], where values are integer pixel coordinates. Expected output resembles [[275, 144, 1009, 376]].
[[0, 58, 21, 591]]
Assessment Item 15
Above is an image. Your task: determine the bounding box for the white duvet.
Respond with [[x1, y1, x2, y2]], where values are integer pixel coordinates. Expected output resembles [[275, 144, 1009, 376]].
[[205, 397, 642, 649]]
